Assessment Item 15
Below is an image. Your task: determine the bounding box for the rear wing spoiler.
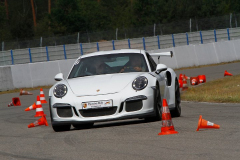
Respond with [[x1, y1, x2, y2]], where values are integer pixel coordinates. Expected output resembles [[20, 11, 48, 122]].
[[149, 51, 173, 58]]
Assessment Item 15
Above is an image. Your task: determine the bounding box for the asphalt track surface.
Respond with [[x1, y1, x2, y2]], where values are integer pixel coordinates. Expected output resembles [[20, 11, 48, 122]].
[[0, 62, 240, 160]]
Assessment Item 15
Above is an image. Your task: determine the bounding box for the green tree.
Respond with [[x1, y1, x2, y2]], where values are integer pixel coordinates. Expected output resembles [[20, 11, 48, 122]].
[[50, 0, 86, 34]]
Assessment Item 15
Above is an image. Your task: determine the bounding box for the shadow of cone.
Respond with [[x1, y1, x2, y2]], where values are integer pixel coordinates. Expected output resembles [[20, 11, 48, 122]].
[[224, 70, 233, 76], [28, 115, 48, 128], [34, 96, 45, 117], [25, 103, 37, 111], [19, 89, 33, 96], [40, 88, 47, 104], [196, 115, 220, 131], [8, 97, 21, 107], [158, 99, 178, 135]]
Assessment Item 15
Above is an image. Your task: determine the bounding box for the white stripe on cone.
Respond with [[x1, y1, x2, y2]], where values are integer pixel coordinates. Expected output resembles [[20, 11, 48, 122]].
[[40, 97, 45, 100], [36, 108, 43, 112]]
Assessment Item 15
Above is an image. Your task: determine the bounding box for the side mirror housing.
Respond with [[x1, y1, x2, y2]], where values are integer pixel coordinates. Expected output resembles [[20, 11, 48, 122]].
[[54, 73, 64, 81], [155, 64, 167, 74]]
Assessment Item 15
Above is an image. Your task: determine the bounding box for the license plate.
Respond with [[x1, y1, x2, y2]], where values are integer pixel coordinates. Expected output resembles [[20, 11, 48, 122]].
[[82, 100, 113, 109]]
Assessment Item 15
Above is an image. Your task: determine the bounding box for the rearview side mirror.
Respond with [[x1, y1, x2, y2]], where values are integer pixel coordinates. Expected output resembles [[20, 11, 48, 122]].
[[54, 73, 64, 81], [155, 64, 167, 74]]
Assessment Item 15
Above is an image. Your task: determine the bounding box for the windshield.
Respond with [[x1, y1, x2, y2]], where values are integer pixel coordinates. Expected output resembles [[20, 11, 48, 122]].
[[68, 53, 149, 78]]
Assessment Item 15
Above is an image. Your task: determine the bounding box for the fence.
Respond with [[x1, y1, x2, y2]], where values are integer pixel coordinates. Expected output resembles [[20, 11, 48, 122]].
[[1, 13, 240, 51], [1, 27, 240, 66]]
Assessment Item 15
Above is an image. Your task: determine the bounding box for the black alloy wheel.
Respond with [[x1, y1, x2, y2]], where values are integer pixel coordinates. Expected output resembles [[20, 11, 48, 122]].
[[171, 78, 181, 117]]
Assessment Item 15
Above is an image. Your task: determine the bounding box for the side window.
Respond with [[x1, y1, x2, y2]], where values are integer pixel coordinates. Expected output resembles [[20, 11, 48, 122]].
[[146, 52, 157, 71]]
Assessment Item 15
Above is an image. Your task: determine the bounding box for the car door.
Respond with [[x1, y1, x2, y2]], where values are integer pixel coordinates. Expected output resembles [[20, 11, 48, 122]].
[[146, 53, 166, 100]]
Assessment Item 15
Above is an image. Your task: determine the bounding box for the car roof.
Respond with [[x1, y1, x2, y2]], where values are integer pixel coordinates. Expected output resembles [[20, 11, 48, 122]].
[[79, 49, 145, 59]]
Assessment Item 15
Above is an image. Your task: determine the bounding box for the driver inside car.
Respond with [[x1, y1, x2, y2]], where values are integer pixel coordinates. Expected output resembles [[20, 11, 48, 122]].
[[119, 54, 146, 73]]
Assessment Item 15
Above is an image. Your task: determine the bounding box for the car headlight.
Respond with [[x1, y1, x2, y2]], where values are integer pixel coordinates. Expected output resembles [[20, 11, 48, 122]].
[[53, 84, 68, 98], [132, 76, 148, 91]]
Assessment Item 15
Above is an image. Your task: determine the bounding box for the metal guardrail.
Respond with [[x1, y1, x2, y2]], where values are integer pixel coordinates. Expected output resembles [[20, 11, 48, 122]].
[[1, 28, 240, 66]]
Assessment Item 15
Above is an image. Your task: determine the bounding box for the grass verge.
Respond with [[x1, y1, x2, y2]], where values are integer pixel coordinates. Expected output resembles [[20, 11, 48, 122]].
[[181, 75, 240, 103], [175, 60, 240, 71], [0, 86, 52, 95]]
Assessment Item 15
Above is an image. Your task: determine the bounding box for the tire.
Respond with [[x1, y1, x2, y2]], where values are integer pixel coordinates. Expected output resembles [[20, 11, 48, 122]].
[[145, 84, 162, 121], [52, 124, 71, 132], [72, 123, 94, 129], [171, 78, 181, 117]]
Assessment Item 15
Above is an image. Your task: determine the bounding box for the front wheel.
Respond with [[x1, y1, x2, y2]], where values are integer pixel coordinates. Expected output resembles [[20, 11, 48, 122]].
[[171, 78, 181, 117]]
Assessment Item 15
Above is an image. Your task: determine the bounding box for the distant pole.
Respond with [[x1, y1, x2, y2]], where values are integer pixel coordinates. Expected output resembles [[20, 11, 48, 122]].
[[227, 28, 230, 40], [97, 42, 99, 51], [157, 35, 160, 49], [230, 13, 232, 28], [214, 30, 217, 42], [10, 50, 14, 65], [190, 18, 191, 33], [186, 33, 189, 45], [128, 39, 131, 49], [40, 37, 42, 47], [200, 31, 203, 44], [2, 42, 4, 51], [172, 34, 175, 47], [80, 43, 83, 55], [77, 32, 79, 43], [28, 48, 32, 63], [63, 45, 67, 59], [46, 46, 49, 61], [112, 40, 115, 50], [30, 0, 37, 27], [142, 37, 146, 50]]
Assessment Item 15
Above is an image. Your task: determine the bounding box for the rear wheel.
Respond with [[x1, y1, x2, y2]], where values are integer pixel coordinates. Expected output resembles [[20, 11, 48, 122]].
[[72, 123, 94, 129], [171, 79, 181, 117], [52, 124, 71, 132], [145, 84, 162, 121]]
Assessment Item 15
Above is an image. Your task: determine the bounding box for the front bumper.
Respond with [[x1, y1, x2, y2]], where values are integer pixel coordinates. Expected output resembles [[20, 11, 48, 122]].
[[49, 90, 155, 125]]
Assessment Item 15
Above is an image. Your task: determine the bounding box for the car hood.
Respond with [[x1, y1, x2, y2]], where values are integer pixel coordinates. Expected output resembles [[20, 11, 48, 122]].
[[66, 73, 144, 96]]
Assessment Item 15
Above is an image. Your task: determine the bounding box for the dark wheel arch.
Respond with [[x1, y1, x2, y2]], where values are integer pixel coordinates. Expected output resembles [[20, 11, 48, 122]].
[[171, 78, 181, 117], [145, 82, 162, 121]]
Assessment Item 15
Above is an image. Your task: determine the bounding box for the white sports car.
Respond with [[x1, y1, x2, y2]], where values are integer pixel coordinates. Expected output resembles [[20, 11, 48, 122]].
[[49, 49, 181, 132]]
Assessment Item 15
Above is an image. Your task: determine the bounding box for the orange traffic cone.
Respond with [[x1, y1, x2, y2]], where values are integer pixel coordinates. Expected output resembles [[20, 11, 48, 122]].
[[179, 74, 183, 81], [196, 115, 220, 131], [158, 99, 178, 135], [28, 115, 48, 128], [19, 89, 33, 96], [224, 70, 233, 76], [8, 97, 21, 107], [34, 96, 45, 117], [184, 74, 190, 80], [198, 75, 206, 83], [40, 88, 47, 104], [190, 76, 199, 85], [25, 103, 37, 111], [178, 79, 183, 88]]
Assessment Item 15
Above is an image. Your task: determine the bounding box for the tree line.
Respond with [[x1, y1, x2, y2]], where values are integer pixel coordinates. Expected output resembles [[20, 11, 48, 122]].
[[0, 0, 239, 42]]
